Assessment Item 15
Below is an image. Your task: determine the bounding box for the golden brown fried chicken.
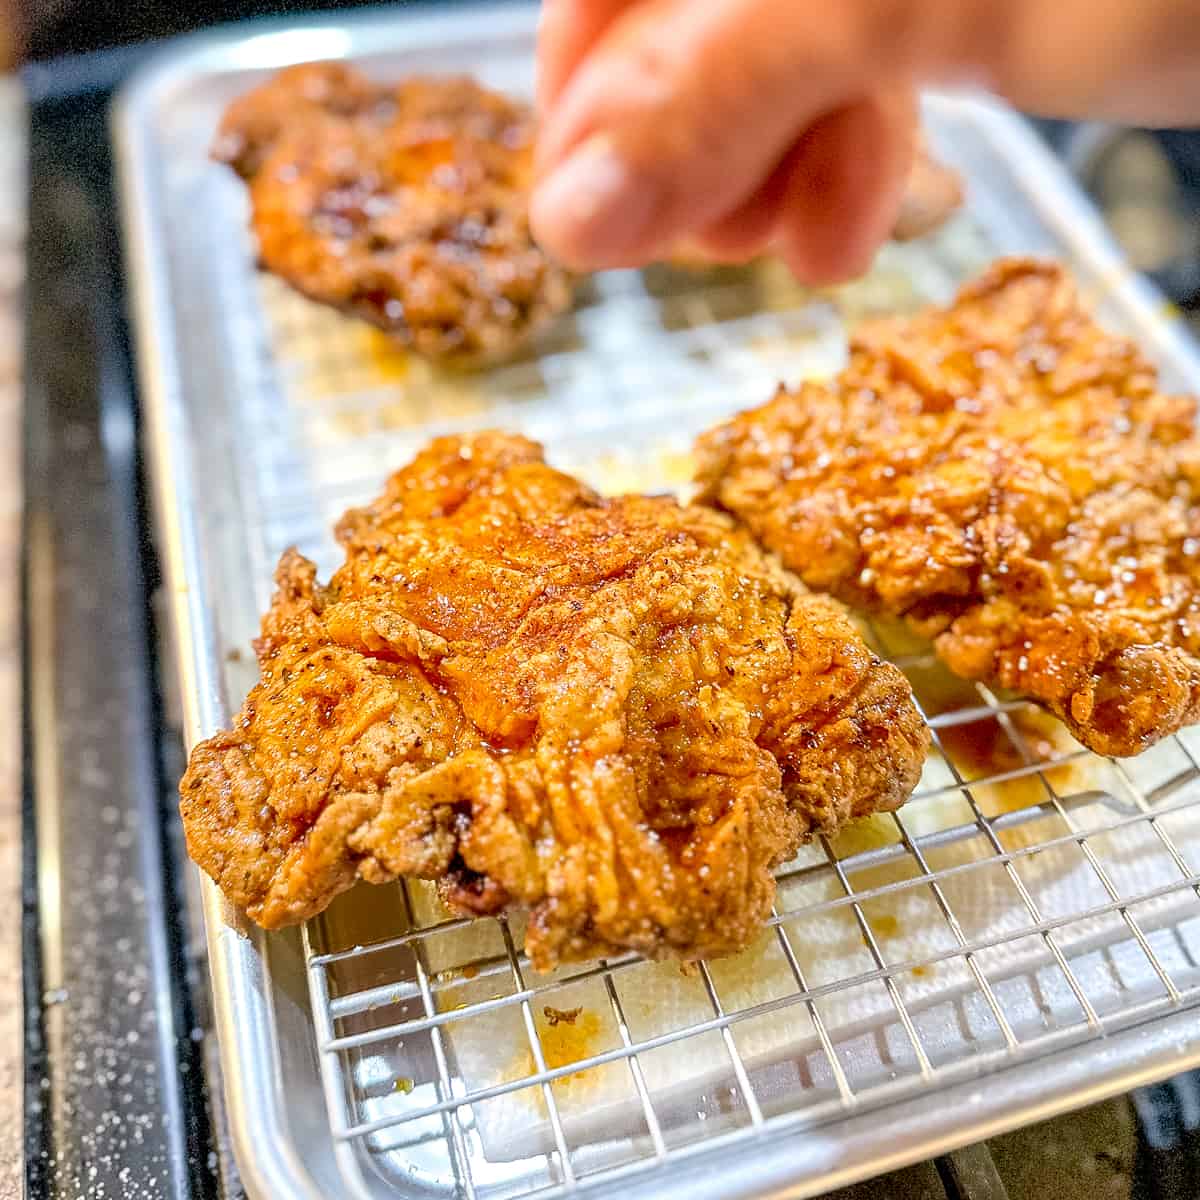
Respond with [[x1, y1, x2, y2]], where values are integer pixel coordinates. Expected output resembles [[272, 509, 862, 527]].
[[181, 433, 926, 968], [697, 257, 1200, 757], [213, 63, 573, 364]]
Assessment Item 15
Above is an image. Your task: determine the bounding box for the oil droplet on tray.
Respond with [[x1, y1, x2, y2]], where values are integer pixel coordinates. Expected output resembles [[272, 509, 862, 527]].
[[873, 914, 899, 938], [363, 327, 410, 381], [937, 708, 1085, 818]]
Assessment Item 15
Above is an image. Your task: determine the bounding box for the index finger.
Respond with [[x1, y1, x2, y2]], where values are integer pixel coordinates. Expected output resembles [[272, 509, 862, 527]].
[[536, 0, 639, 117]]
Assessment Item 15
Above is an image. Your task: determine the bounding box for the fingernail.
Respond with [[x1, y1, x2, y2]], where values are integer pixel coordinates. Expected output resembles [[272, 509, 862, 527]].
[[530, 135, 662, 266]]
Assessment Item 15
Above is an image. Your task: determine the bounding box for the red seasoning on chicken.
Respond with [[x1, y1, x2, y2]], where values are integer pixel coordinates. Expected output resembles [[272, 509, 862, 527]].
[[698, 258, 1200, 757], [214, 63, 573, 365], [180, 433, 927, 969]]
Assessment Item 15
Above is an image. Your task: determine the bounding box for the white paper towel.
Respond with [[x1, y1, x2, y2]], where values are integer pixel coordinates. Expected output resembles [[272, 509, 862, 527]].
[[420, 706, 1200, 1162]]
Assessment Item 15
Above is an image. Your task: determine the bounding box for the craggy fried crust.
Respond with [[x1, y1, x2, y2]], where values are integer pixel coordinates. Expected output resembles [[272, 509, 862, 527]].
[[213, 63, 573, 364], [181, 433, 926, 968], [697, 257, 1200, 757]]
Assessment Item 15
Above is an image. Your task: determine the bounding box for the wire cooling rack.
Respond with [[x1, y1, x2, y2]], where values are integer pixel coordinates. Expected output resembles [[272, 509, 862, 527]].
[[223, 202, 1200, 1200], [117, 10, 1200, 1197], [292, 645, 1200, 1199]]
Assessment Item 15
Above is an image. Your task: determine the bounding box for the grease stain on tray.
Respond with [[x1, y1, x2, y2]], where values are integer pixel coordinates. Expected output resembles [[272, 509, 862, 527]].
[[873, 914, 900, 938], [504, 1007, 607, 1093], [539, 1008, 603, 1077], [362, 327, 410, 381], [938, 707, 1087, 820], [582, 447, 697, 499]]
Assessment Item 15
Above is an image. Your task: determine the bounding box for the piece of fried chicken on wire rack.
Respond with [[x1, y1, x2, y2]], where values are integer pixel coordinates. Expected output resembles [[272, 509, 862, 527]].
[[181, 432, 928, 970], [213, 62, 574, 365], [698, 257, 1200, 758]]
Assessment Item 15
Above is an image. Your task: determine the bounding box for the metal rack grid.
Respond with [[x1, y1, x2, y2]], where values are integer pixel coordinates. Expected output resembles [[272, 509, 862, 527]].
[[206, 189, 1200, 1198], [116, 11, 1200, 1197], [293, 661, 1200, 1199]]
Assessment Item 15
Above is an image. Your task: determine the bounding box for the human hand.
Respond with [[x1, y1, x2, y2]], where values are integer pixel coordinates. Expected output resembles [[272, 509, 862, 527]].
[[531, 0, 1200, 283]]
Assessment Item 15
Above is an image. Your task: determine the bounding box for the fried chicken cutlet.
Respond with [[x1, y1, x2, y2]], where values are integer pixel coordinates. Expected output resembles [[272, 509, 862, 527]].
[[697, 257, 1200, 758], [214, 63, 963, 362], [180, 433, 927, 969], [213, 63, 573, 364]]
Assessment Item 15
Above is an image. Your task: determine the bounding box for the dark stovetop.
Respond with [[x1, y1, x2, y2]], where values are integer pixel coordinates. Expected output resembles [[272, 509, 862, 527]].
[[23, 72, 221, 1200], [18, 21, 1200, 1200]]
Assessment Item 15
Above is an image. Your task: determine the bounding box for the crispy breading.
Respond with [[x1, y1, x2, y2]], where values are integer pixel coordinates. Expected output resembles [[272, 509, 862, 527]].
[[213, 63, 573, 364], [181, 433, 926, 968], [697, 257, 1200, 757]]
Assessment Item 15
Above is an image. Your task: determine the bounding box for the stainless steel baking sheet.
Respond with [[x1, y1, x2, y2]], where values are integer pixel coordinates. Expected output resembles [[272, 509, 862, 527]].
[[116, 6, 1200, 1198]]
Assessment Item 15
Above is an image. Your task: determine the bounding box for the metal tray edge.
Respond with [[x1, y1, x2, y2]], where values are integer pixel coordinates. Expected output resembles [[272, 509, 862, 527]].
[[113, 51, 324, 1200]]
